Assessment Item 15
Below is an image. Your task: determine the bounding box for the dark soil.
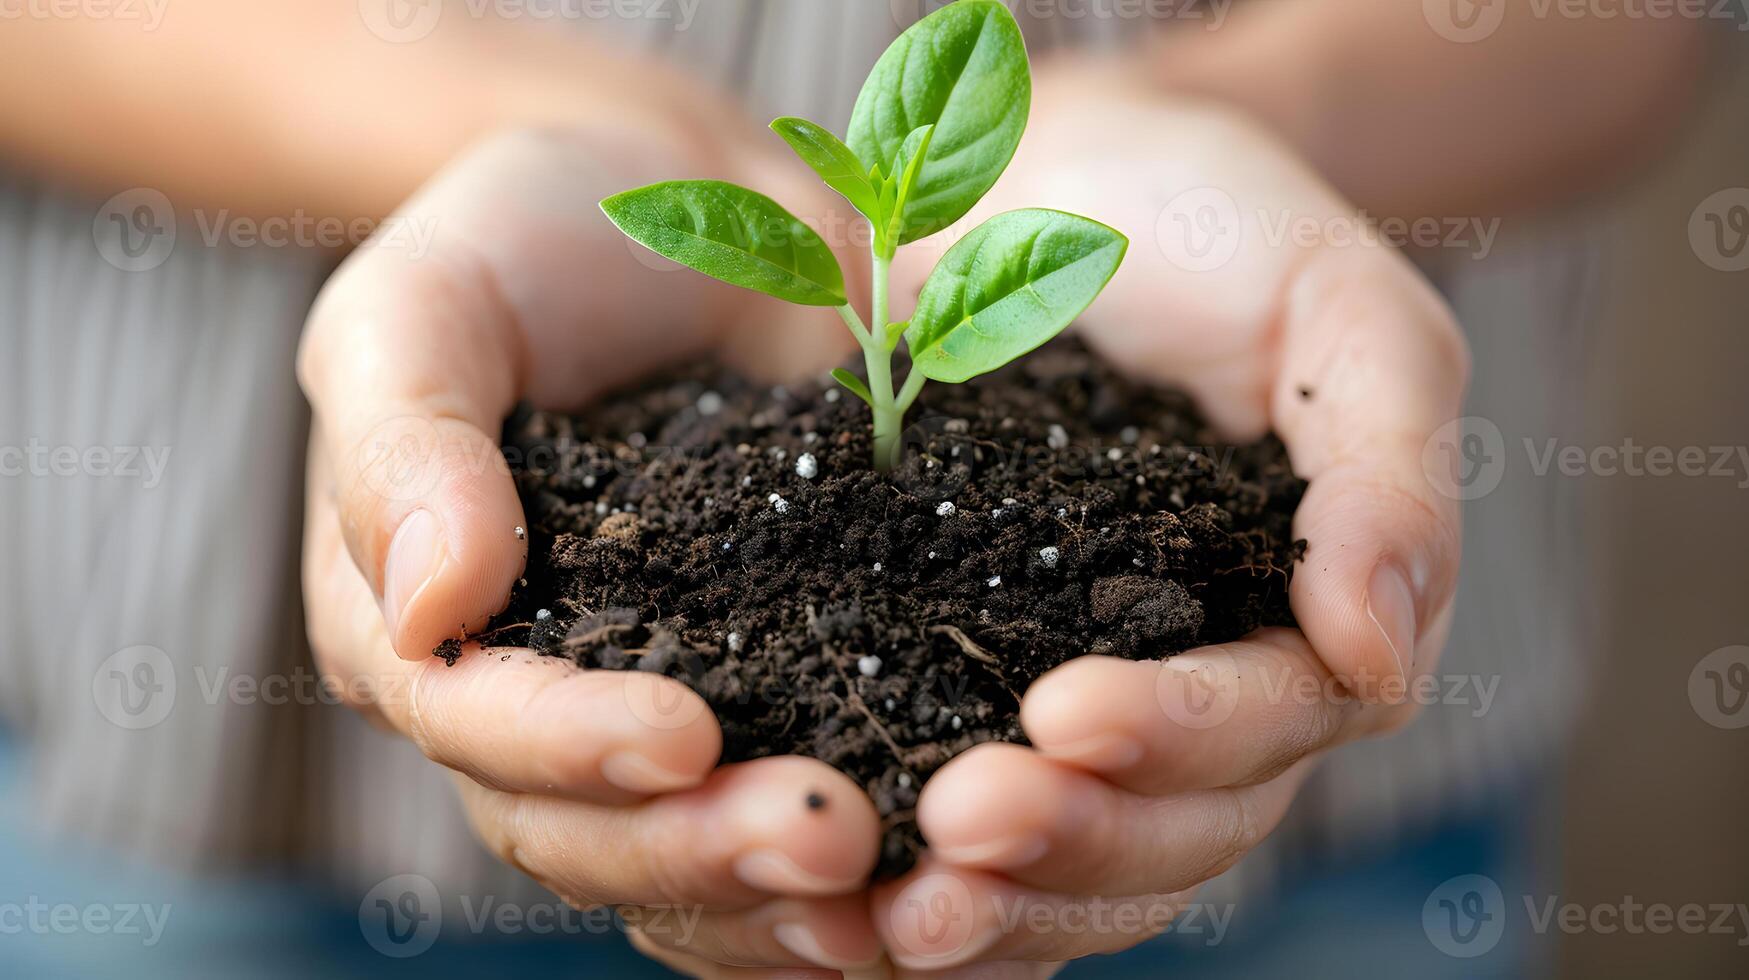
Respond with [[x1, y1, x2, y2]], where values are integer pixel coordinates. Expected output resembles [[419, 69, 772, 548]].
[[458, 339, 1306, 877]]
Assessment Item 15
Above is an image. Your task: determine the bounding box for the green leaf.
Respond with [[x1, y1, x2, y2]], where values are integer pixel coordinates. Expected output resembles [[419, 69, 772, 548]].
[[830, 368, 875, 406], [600, 180, 845, 306], [848, 0, 1030, 245], [879, 125, 935, 255], [907, 209, 1128, 384], [770, 117, 881, 223]]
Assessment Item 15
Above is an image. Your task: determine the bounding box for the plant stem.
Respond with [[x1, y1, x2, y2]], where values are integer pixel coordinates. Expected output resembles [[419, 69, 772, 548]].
[[864, 340, 900, 471], [865, 252, 904, 470], [895, 366, 927, 415], [872, 251, 890, 344], [835, 304, 871, 346]]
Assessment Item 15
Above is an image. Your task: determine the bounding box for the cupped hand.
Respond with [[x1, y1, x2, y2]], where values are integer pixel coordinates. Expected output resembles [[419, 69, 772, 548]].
[[297, 123, 891, 973], [875, 58, 1468, 971]]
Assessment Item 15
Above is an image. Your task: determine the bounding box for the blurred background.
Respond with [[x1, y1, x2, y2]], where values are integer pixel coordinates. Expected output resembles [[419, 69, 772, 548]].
[[1, 1, 1747, 977]]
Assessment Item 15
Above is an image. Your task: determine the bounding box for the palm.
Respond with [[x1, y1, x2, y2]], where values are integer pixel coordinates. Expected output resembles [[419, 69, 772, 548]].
[[895, 64, 1341, 439], [868, 70, 1471, 971], [383, 130, 854, 418]]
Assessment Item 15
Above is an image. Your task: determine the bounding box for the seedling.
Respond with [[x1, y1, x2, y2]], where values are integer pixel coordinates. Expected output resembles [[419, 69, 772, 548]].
[[601, 0, 1127, 470]]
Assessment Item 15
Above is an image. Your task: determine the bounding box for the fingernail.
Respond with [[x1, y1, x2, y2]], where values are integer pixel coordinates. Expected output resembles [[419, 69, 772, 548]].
[[1041, 732, 1143, 771], [734, 848, 864, 895], [383, 509, 446, 646], [599, 750, 700, 795], [773, 921, 881, 971], [932, 833, 1049, 870], [1366, 561, 1418, 679]]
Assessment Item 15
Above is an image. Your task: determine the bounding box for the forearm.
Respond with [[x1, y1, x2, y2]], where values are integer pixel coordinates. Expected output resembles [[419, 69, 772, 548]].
[[0, 0, 740, 223], [1148, 0, 1711, 217]]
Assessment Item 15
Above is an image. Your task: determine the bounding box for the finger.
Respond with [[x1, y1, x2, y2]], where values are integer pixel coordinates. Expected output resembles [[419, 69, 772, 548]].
[[298, 214, 530, 661], [456, 756, 881, 909], [629, 895, 885, 975], [891, 964, 1063, 980], [930, 965, 1065, 980], [918, 744, 1311, 896], [1111, 233, 1466, 697], [1269, 246, 1468, 698], [1056, 110, 1466, 700], [873, 859, 1188, 971], [304, 442, 721, 802], [1019, 631, 1391, 797], [628, 929, 842, 980], [401, 648, 725, 800], [296, 128, 745, 662]]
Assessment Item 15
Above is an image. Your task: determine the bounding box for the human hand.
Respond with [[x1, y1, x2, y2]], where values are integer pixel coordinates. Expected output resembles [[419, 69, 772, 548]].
[[875, 57, 1467, 971], [298, 122, 897, 973]]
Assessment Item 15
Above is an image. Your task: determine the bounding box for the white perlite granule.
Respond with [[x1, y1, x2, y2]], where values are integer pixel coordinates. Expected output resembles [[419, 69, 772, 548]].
[[1038, 546, 1060, 569], [795, 453, 818, 480], [857, 655, 883, 678], [936, 501, 956, 517]]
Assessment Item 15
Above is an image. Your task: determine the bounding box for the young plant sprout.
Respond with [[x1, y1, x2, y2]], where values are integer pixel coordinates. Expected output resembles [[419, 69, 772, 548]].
[[600, 0, 1127, 470]]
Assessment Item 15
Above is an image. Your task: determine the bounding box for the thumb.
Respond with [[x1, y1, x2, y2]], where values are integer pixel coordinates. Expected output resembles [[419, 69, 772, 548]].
[[299, 234, 529, 661], [1271, 246, 1468, 701]]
